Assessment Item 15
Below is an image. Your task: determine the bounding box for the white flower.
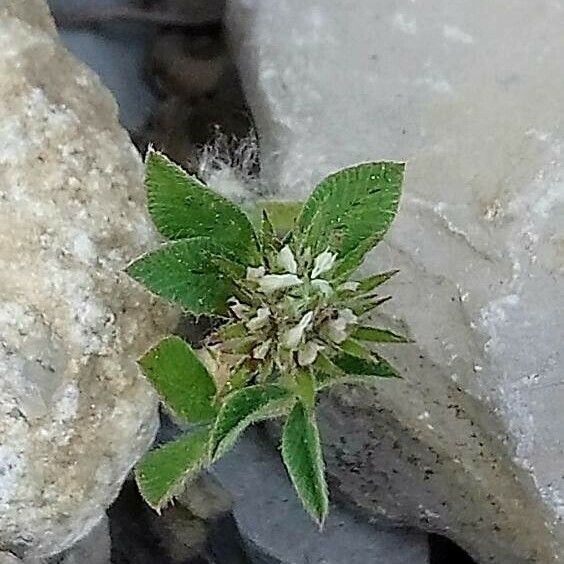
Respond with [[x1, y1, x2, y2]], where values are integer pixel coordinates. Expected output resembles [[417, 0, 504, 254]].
[[253, 339, 272, 360], [311, 279, 333, 296], [276, 245, 298, 274], [258, 273, 302, 294], [228, 297, 250, 319], [298, 340, 324, 366], [246, 266, 266, 280], [246, 306, 271, 332], [311, 250, 337, 279], [340, 281, 360, 291], [323, 308, 358, 343], [282, 311, 314, 349]]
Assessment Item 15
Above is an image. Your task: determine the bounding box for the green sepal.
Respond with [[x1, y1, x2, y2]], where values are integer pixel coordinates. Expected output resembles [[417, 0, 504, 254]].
[[349, 295, 392, 316], [126, 237, 235, 315], [338, 338, 373, 360], [281, 401, 329, 527], [145, 149, 260, 264], [139, 336, 217, 423], [135, 426, 211, 511], [357, 269, 399, 293], [315, 352, 400, 389], [352, 326, 410, 343], [295, 368, 316, 410], [210, 384, 294, 460]]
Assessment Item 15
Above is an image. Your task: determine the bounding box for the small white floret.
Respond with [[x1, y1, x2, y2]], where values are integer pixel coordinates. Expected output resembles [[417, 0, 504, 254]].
[[311, 250, 337, 279], [282, 311, 314, 349], [246, 306, 271, 331], [246, 265, 266, 280], [298, 341, 324, 366], [258, 274, 302, 294], [228, 297, 250, 319], [323, 308, 358, 343], [253, 339, 272, 360], [277, 245, 298, 274]]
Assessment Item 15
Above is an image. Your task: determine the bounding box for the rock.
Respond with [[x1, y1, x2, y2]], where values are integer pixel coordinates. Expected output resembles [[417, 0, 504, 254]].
[[212, 428, 430, 564], [48, 516, 111, 564], [226, 1, 564, 562], [48, 0, 157, 133], [0, 1, 176, 558]]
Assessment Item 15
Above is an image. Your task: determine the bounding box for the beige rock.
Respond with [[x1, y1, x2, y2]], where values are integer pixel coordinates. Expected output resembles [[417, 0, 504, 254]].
[[0, 1, 176, 558]]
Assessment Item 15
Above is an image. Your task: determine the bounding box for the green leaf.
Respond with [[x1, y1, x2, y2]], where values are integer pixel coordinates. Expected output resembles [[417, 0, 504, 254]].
[[135, 426, 210, 511], [127, 237, 234, 315], [145, 150, 259, 264], [139, 336, 217, 423], [281, 401, 329, 527], [295, 368, 316, 410], [294, 162, 404, 275], [210, 384, 294, 460], [316, 352, 400, 389], [352, 326, 410, 343], [357, 269, 399, 293]]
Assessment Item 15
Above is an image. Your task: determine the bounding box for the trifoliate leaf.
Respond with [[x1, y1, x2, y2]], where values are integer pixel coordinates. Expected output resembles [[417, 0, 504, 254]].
[[210, 384, 294, 460], [135, 426, 210, 511], [281, 401, 329, 527], [145, 149, 259, 264], [293, 162, 404, 276], [139, 336, 217, 423], [352, 326, 410, 343], [126, 237, 234, 315], [315, 352, 400, 389], [357, 269, 399, 293]]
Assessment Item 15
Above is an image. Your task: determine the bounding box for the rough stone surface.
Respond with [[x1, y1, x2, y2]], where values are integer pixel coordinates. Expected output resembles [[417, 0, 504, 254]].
[[227, 1, 564, 562], [0, 1, 176, 558], [212, 428, 429, 564], [48, 516, 111, 564]]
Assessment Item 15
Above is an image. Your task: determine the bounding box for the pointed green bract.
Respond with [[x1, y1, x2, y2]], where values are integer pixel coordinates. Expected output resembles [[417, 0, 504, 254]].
[[145, 150, 259, 264], [352, 326, 409, 343], [210, 384, 294, 460], [281, 401, 328, 527], [357, 269, 399, 293], [295, 368, 316, 410], [127, 237, 234, 315], [294, 162, 404, 275], [338, 338, 373, 360], [315, 351, 400, 389], [135, 426, 210, 511], [139, 336, 217, 423]]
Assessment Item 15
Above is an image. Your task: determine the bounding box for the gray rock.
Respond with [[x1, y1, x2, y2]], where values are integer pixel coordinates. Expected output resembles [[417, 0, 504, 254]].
[[212, 428, 429, 564], [0, 1, 176, 558], [48, 516, 111, 564], [226, 1, 564, 562]]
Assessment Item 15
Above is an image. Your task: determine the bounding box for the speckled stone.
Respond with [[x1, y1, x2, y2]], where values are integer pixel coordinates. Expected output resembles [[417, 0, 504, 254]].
[[226, 0, 564, 562], [0, 1, 176, 558]]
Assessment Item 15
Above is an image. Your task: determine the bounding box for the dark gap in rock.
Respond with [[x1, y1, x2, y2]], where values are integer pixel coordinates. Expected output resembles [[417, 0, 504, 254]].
[[429, 533, 477, 564], [108, 477, 250, 564]]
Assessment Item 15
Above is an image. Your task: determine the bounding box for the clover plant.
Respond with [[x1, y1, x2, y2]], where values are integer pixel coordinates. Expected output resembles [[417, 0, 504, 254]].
[[127, 149, 407, 526]]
